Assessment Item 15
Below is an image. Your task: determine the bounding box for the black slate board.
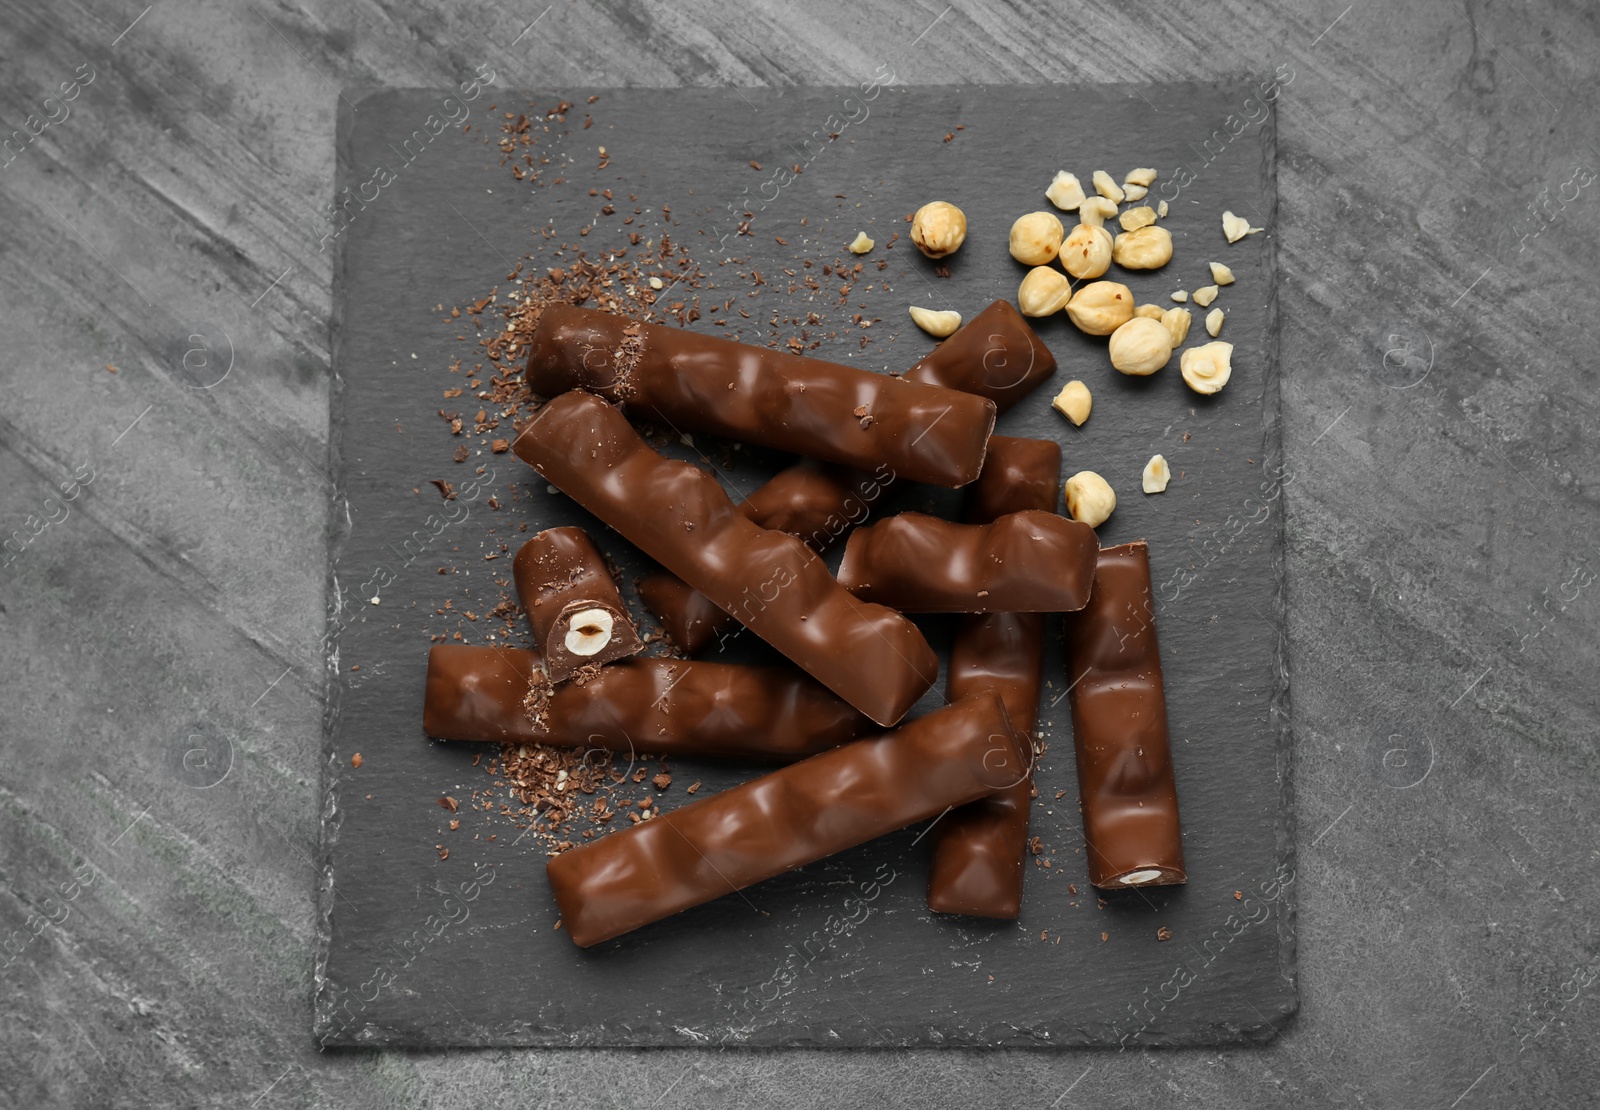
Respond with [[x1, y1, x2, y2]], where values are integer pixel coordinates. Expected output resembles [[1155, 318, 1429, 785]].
[[314, 82, 1295, 1048]]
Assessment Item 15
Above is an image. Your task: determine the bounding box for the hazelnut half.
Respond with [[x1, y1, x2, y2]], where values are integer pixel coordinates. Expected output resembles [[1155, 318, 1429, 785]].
[[1065, 280, 1134, 336], [1045, 171, 1086, 211], [1180, 341, 1234, 395], [911, 201, 968, 258], [1065, 471, 1117, 528], [564, 608, 615, 657], [909, 306, 963, 337], [1052, 380, 1092, 426], [1161, 307, 1192, 347], [1009, 211, 1065, 266]]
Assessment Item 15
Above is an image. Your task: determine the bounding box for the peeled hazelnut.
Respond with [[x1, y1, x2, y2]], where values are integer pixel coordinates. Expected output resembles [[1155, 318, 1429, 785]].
[[1205, 308, 1225, 337], [1134, 303, 1165, 320], [1180, 341, 1234, 395], [1009, 211, 1065, 265], [1122, 183, 1148, 201], [1170, 289, 1189, 302], [564, 608, 615, 657], [1142, 454, 1171, 494], [1059, 223, 1112, 279], [1210, 261, 1235, 285], [1161, 307, 1192, 347], [1111, 225, 1173, 270], [848, 231, 875, 254], [911, 201, 968, 258], [1192, 284, 1219, 307], [1222, 210, 1262, 242], [1091, 170, 1125, 204], [1119, 205, 1157, 232], [1077, 196, 1119, 228], [1065, 280, 1134, 335], [1108, 317, 1174, 376], [1017, 266, 1073, 317], [1052, 380, 1092, 426], [1065, 471, 1117, 528], [909, 306, 963, 337], [1045, 171, 1086, 211]]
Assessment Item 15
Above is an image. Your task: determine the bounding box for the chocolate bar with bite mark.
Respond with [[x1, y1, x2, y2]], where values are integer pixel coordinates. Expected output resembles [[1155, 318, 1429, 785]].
[[512, 527, 643, 683]]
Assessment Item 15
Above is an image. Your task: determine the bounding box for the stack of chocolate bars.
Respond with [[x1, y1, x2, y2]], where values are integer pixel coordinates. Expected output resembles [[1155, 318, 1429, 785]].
[[421, 301, 1186, 947]]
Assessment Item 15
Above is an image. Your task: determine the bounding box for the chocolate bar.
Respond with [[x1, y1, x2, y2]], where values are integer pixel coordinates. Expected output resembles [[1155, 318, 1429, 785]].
[[836, 508, 1097, 613], [962, 435, 1059, 524], [423, 645, 872, 760], [638, 460, 877, 655], [927, 437, 1057, 918], [523, 305, 996, 487], [512, 391, 937, 726], [546, 693, 1029, 947], [903, 299, 1058, 412], [1064, 541, 1187, 888], [512, 527, 643, 682]]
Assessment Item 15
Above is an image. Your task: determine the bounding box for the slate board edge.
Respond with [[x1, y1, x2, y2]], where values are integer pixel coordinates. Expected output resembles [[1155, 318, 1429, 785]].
[[310, 84, 1296, 1050], [1250, 96, 1298, 1040], [311, 88, 371, 1048]]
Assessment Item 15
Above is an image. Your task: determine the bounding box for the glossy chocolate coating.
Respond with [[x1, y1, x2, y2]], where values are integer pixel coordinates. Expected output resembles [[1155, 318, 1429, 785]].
[[637, 460, 877, 655], [546, 693, 1029, 947], [512, 391, 937, 726], [512, 527, 643, 682], [422, 645, 872, 760], [1064, 541, 1187, 889], [963, 435, 1060, 524], [837, 508, 1097, 613], [902, 299, 1057, 413], [523, 305, 996, 487], [928, 436, 1058, 918]]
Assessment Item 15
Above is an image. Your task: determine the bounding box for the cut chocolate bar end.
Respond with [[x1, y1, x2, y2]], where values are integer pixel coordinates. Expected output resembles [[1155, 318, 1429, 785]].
[[513, 527, 645, 683]]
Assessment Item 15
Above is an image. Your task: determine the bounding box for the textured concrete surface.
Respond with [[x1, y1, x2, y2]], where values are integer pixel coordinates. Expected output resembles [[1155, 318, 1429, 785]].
[[1, 0, 1596, 1106]]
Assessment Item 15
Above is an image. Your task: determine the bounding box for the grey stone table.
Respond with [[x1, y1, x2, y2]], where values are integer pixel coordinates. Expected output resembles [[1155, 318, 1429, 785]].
[[1, 1, 1595, 1106]]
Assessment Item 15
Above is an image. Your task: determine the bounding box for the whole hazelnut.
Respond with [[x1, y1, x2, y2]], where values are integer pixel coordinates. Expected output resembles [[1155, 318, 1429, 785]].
[[1017, 266, 1073, 317], [1065, 471, 1117, 528], [1111, 225, 1173, 270], [911, 201, 968, 258], [1107, 317, 1174, 376], [1064, 280, 1134, 336], [1008, 211, 1065, 266], [1060, 223, 1112, 279]]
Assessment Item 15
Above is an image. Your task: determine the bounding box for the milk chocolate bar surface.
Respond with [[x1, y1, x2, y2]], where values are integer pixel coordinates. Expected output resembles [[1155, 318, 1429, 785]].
[[837, 508, 1097, 613], [513, 390, 937, 726], [523, 305, 996, 487], [927, 436, 1058, 918], [547, 693, 1029, 947], [422, 645, 871, 760], [902, 299, 1057, 413], [1064, 541, 1187, 889]]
